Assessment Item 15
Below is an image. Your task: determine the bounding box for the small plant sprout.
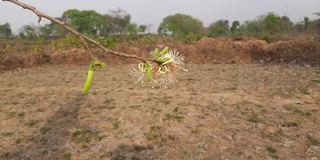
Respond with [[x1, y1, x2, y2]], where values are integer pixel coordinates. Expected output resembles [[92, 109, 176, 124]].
[[130, 47, 188, 87], [82, 59, 106, 94]]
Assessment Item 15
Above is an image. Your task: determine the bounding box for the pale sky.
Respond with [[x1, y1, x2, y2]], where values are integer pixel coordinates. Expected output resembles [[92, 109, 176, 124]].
[[1, 0, 320, 33]]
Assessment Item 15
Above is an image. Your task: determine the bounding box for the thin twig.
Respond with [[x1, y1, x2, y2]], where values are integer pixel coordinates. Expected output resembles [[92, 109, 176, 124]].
[[3, 0, 158, 63]]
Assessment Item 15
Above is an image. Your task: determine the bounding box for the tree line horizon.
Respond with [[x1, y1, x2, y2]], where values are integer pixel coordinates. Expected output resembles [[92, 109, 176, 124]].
[[0, 8, 320, 41]]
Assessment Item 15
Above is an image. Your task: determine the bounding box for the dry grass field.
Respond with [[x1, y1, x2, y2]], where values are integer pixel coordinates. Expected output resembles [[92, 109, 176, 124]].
[[0, 64, 319, 160]]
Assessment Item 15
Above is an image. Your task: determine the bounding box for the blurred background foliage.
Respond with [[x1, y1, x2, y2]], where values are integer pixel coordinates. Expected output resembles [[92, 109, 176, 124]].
[[1, 9, 320, 46]]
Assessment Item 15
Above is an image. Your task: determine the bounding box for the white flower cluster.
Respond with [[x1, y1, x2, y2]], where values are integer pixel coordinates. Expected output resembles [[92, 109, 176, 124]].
[[130, 48, 187, 88]]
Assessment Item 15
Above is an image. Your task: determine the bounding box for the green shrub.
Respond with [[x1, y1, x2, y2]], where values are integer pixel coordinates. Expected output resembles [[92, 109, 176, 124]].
[[97, 36, 119, 48]]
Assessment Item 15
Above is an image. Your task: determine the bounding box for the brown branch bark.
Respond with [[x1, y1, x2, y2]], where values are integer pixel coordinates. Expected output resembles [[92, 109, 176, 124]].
[[3, 0, 157, 63]]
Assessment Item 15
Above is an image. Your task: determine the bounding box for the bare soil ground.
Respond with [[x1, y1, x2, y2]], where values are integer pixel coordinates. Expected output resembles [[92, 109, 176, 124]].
[[0, 64, 319, 160]]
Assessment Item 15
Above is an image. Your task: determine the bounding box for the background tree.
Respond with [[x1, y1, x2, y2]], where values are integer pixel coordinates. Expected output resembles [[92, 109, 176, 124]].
[[39, 22, 67, 38], [19, 25, 39, 39], [238, 13, 295, 38], [138, 25, 147, 34], [240, 20, 264, 36], [62, 9, 108, 36], [279, 16, 294, 33], [105, 8, 132, 35], [0, 23, 12, 38], [304, 17, 310, 30], [262, 13, 282, 33], [158, 13, 204, 37], [310, 12, 320, 32], [39, 24, 53, 38], [230, 20, 240, 34], [127, 23, 139, 36], [103, 9, 148, 36], [208, 20, 230, 37]]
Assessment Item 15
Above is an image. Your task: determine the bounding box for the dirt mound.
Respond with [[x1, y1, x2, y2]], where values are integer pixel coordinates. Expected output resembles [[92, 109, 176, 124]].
[[0, 52, 51, 70], [1, 36, 320, 71], [51, 48, 91, 64], [177, 37, 268, 64], [173, 36, 320, 65], [259, 38, 320, 65]]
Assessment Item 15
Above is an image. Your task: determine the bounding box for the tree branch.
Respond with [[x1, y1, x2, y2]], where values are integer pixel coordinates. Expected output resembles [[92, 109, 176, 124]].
[[3, 0, 157, 63]]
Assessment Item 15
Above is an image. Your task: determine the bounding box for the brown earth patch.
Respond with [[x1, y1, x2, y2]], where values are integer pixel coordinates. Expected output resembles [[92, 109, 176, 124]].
[[1, 36, 320, 71], [0, 64, 319, 159]]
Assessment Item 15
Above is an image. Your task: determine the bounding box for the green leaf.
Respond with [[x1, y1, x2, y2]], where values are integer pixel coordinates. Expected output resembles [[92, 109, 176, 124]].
[[145, 62, 152, 81], [156, 57, 171, 64], [82, 59, 105, 94], [93, 59, 106, 69], [82, 70, 94, 94], [159, 46, 169, 55]]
